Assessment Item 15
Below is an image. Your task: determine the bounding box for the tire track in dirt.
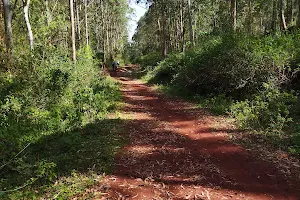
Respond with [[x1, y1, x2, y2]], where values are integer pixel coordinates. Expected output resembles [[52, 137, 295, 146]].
[[91, 67, 300, 200]]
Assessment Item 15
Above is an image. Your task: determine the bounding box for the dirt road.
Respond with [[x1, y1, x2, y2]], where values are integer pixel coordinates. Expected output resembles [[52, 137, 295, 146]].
[[95, 67, 300, 200]]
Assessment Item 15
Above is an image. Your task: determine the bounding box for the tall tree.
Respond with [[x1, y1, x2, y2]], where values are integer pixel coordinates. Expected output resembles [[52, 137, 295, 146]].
[[84, 0, 89, 46], [187, 0, 194, 46], [297, 0, 300, 28], [70, 0, 76, 61], [231, 0, 237, 31], [2, 0, 13, 55], [271, 0, 278, 31], [279, 0, 287, 30], [23, 0, 34, 50]]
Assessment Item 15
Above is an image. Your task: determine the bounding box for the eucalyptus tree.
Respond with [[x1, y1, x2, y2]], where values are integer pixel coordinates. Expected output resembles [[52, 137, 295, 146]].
[[70, 0, 76, 61], [2, 0, 13, 55]]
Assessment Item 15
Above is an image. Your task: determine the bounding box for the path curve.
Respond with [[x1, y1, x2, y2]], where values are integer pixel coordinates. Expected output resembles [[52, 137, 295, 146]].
[[97, 67, 300, 200]]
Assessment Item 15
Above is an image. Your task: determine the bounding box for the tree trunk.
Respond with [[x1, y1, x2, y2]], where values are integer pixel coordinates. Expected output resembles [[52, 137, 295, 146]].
[[231, 0, 237, 32], [84, 0, 89, 46], [247, 0, 252, 34], [187, 0, 194, 46], [161, 1, 167, 58], [69, 0, 76, 62], [2, 0, 13, 55], [279, 0, 287, 31], [286, 0, 294, 26], [271, 0, 278, 31], [297, 0, 300, 28], [180, 0, 185, 52], [23, 0, 34, 51], [75, 0, 81, 47]]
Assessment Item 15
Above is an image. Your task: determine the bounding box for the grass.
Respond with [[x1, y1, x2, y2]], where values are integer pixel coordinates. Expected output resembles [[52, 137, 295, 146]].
[[0, 118, 127, 199], [155, 84, 233, 115]]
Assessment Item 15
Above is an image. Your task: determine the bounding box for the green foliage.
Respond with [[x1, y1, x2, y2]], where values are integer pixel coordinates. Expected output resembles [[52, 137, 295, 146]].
[[145, 33, 300, 97], [145, 52, 185, 84], [2, 119, 124, 199], [139, 52, 164, 68], [230, 83, 296, 132], [195, 95, 233, 115], [0, 47, 122, 198], [143, 32, 300, 137]]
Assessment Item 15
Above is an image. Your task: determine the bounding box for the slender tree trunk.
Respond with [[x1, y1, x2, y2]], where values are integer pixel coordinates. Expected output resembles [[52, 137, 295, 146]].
[[286, 0, 294, 26], [187, 0, 194, 46], [231, 0, 237, 32], [84, 0, 89, 46], [69, 0, 76, 62], [2, 0, 13, 55], [75, 0, 81, 47], [271, 0, 278, 31], [23, 0, 34, 51], [247, 0, 252, 34], [180, 0, 185, 52], [260, 12, 264, 33], [279, 0, 287, 31], [297, 0, 300, 28], [161, 1, 167, 58]]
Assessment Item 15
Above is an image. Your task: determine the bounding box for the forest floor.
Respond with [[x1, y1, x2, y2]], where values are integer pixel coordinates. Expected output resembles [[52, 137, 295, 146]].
[[78, 66, 300, 200]]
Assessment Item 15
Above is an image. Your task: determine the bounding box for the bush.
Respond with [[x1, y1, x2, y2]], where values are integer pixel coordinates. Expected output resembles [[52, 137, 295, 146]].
[[145, 33, 300, 98], [139, 51, 163, 68], [230, 83, 296, 131], [145, 52, 185, 84], [0, 46, 121, 192]]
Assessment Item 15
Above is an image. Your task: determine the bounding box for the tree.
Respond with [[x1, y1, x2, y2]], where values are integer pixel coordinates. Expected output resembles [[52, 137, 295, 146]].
[[279, 0, 287, 30], [187, 0, 194, 46], [231, 0, 237, 31], [70, 0, 76, 61], [2, 0, 13, 55], [23, 0, 34, 50]]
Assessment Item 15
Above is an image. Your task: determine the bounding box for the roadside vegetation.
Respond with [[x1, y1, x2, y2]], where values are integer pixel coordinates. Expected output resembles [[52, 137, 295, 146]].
[[0, 0, 128, 199], [129, 0, 300, 157]]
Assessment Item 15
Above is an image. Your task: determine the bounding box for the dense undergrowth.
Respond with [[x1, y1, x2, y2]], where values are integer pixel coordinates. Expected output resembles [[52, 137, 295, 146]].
[[139, 33, 300, 155], [0, 47, 124, 199]]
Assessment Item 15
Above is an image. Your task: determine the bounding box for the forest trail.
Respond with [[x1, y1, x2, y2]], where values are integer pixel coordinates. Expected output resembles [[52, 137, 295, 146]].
[[94, 66, 300, 200]]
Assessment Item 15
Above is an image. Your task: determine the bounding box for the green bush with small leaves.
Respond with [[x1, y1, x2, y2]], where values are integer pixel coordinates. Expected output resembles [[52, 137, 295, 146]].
[[0, 46, 122, 195], [230, 83, 296, 132]]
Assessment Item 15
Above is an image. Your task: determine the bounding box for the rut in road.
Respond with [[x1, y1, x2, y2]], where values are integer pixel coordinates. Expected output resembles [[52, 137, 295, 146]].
[[94, 67, 300, 199]]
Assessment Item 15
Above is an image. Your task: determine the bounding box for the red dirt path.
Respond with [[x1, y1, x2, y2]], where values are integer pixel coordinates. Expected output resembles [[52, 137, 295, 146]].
[[98, 67, 300, 199]]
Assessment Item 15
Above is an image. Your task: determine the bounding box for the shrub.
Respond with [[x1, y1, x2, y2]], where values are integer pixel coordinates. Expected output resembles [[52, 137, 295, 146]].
[[0, 46, 121, 191], [139, 51, 163, 68], [230, 83, 296, 131], [145, 33, 300, 98]]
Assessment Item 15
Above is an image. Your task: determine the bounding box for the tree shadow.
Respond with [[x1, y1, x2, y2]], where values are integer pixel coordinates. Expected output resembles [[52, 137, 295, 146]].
[[1, 119, 126, 189], [106, 66, 300, 199]]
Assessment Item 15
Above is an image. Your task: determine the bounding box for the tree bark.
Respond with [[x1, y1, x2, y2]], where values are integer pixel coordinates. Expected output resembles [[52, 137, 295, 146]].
[[180, 0, 185, 52], [187, 0, 194, 46], [23, 0, 34, 51], [297, 0, 300, 28], [161, 1, 167, 58], [69, 0, 76, 61], [2, 0, 13, 55], [271, 0, 278, 31], [247, 0, 252, 34], [75, 0, 81, 47], [279, 0, 287, 31], [231, 0, 237, 32], [84, 0, 89, 46], [286, 0, 294, 26]]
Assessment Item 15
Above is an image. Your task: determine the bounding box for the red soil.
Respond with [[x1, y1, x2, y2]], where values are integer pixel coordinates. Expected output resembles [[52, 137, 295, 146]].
[[97, 67, 300, 200]]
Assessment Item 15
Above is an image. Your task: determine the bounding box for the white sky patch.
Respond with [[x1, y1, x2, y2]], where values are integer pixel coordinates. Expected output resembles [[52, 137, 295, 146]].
[[127, 1, 148, 42]]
